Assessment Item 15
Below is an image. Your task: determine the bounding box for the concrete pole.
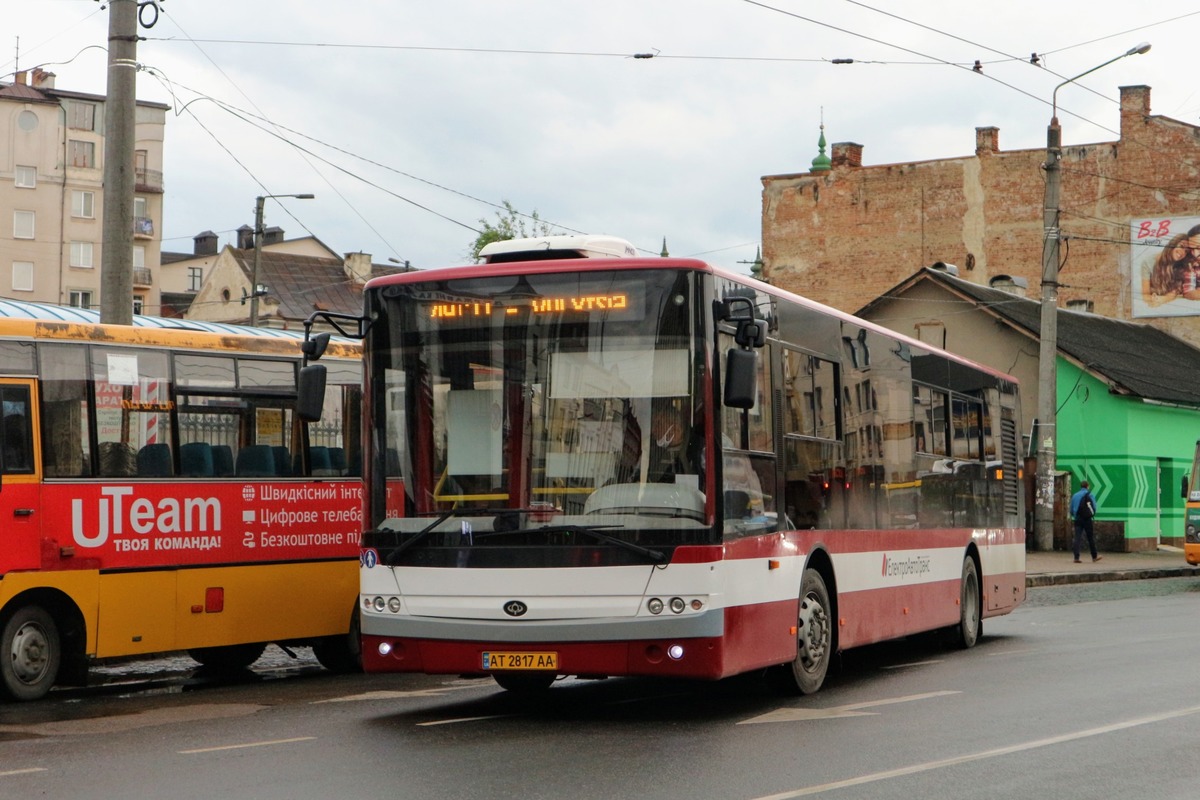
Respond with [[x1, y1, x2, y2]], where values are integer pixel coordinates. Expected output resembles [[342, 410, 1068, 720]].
[[1034, 118, 1061, 552], [100, 0, 137, 325], [250, 196, 265, 326]]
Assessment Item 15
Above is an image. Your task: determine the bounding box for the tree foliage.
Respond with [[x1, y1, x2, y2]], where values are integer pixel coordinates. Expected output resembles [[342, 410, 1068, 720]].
[[469, 200, 554, 262]]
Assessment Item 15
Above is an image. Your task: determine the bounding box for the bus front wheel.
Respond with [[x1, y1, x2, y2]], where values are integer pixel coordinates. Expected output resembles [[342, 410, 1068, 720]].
[[787, 568, 832, 695], [1, 605, 61, 702]]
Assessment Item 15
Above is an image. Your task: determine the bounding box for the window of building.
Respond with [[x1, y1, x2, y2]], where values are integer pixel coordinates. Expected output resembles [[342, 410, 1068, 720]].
[[70, 241, 94, 268], [132, 245, 145, 269], [13, 210, 34, 239], [68, 140, 95, 168], [14, 166, 36, 188], [69, 290, 94, 309], [72, 190, 95, 219], [69, 101, 96, 131], [133, 296, 145, 315], [12, 262, 34, 292], [188, 266, 203, 292]]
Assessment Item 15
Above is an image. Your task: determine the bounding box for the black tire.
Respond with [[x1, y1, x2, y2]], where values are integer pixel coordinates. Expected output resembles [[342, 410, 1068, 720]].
[[955, 556, 981, 649], [187, 642, 267, 672], [492, 672, 556, 693], [313, 609, 362, 673], [786, 568, 833, 695], [1, 605, 61, 702]]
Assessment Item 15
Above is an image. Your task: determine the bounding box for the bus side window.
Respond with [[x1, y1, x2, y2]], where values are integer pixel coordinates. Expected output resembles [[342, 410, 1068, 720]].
[[1, 392, 34, 475]]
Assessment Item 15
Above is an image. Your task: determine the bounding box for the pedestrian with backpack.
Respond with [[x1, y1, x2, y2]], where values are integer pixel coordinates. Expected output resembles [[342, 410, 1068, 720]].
[[1070, 480, 1101, 563]]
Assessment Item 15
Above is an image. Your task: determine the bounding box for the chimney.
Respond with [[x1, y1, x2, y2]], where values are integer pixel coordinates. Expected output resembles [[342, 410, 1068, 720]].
[[975, 126, 999, 155], [344, 252, 373, 284], [988, 275, 1028, 297], [236, 225, 254, 249], [830, 142, 863, 168], [929, 261, 960, 277], [193, 230, 219, 256], [262, 226, 284, 245], [1120, 85, 1151, 139], [14, 71, 26, 86], [30, 68, 55, 90]]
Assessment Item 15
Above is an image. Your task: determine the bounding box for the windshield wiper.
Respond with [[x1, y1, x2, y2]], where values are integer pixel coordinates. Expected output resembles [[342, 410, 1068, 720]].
[[480, 524, 667, 565], [382, 508, 514, 564]]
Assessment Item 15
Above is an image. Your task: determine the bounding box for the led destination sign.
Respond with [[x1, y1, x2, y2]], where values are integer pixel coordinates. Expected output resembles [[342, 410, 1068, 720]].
[[421, 282, 646, 323]]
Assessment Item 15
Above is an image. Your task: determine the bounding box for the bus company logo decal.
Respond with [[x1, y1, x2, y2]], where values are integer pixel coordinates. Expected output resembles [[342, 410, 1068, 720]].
[[72, 486, 221, 548], [503, 600, 528, 617], [881, 553, 932, 579]]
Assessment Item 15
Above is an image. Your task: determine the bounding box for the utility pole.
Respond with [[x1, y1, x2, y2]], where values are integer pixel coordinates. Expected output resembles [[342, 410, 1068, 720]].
[[1033, 42, 1151, 552], [99, 0, 138, 325], [250, 193, 314, 326]]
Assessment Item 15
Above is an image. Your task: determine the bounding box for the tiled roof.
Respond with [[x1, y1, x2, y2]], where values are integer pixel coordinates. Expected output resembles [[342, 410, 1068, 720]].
[[861, 268, 1200, 407], [232, 249, 362, 321]]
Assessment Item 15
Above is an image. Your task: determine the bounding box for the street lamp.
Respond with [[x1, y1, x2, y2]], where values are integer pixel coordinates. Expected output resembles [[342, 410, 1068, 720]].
[[1033, 43, 1150, 551], [250, 193, 315, 326]]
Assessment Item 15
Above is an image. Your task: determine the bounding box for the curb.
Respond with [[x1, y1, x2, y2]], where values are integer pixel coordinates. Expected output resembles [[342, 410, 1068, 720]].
[[1027, 566, 1200, 587]]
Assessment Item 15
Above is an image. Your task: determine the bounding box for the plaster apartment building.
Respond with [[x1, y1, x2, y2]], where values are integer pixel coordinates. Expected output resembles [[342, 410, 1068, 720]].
[[1, 68, 168, 313], [761, 85, 1200, 347]]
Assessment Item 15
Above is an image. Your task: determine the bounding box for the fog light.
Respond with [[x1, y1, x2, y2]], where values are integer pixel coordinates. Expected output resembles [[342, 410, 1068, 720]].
[[647, 598, 664, 615], [669, 597, 686, 614], [667, 644, 684, 660], [378, 641, 393, 656]]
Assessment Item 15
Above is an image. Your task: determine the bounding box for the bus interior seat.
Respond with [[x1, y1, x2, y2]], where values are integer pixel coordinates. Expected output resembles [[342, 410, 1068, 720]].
[[180, 442, 214, 477], [310, 445, 335, 476], [137, 443, 174, 477], [236, 444, 276, 477], [327, 446, 346, 474], [211, 444, 235, 477], [272, 445, 293, 477]]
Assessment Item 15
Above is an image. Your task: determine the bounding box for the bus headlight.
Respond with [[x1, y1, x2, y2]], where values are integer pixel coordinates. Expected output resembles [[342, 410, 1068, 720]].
[[372, 596, 386, 612], [647, 598, 664, 615], [669, 597, 686, 614], [387, 597, 402, 613]]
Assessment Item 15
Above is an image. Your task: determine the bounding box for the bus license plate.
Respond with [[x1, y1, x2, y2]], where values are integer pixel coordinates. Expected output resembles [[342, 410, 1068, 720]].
[[482, 652, 558, 671]]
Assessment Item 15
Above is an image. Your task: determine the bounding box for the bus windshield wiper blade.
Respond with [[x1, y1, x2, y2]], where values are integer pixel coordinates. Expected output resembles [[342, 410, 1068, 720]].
[[482, 524, 667, 565], [384, 508, 513, 564]]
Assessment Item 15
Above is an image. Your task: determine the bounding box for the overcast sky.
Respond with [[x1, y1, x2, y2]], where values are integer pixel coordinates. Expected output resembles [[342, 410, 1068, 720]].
[[8, 1, 1199, 273]]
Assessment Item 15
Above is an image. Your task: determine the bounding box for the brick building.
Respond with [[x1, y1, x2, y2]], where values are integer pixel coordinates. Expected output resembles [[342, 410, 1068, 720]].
[[761, 85, 1200, 347]]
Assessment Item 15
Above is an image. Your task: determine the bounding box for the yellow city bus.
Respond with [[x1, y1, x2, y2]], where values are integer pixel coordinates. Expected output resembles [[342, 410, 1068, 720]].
[[1184, 440, 1200, 564], [0, 300, 363, 701]]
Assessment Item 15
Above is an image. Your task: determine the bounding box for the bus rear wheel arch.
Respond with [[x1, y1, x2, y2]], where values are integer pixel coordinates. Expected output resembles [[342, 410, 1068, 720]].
[[0, 604, 62, 702], [187, 642, 267, 673]]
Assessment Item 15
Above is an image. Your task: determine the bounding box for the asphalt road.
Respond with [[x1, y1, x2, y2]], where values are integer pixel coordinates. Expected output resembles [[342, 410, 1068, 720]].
[[3, 578, 1198, 800]]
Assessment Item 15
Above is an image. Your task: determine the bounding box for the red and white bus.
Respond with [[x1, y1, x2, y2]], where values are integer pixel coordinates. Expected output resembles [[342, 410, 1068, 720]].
[[0, 301, 363, 701], [306, 238, 1025, 693]]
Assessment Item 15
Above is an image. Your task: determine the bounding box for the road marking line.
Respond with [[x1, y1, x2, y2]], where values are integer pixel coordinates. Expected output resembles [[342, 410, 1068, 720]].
[[418, 715, 515, 727], [0, 768, 47, 778], [882, 660, 943, 669], [749, 704, 1200, 799], [740, 691, 960, 725], [179, 736, 316, 754]]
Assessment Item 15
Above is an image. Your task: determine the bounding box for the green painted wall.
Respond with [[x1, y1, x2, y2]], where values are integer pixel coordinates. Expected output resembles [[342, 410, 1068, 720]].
[[1056, 359, 1200, 545]]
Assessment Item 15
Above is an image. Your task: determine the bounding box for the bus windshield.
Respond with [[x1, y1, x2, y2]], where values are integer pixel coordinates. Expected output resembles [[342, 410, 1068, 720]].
[[367, 267, 716, 562]]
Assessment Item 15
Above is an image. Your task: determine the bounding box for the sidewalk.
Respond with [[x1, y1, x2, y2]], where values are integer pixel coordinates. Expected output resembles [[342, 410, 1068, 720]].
[[1025, 545, 1200, 587]]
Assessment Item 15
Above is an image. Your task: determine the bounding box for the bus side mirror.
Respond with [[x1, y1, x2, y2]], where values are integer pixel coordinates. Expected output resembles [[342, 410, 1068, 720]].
[[724, 348, 757, 409], [1183, 474, 1190, 500], [297, 364, 327, 423], [302, 332, 332, 362]]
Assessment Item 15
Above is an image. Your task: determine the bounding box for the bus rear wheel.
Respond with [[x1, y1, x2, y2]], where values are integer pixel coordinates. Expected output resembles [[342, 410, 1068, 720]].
[[1, 605, 61, 702], [188, 642, 267, 673], [786, 568, 832, 695], [955, 557, 981, 649]]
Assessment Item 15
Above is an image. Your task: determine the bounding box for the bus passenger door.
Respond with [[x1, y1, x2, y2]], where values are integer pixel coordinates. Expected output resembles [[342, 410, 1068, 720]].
[[0, 380, 42, 572]]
